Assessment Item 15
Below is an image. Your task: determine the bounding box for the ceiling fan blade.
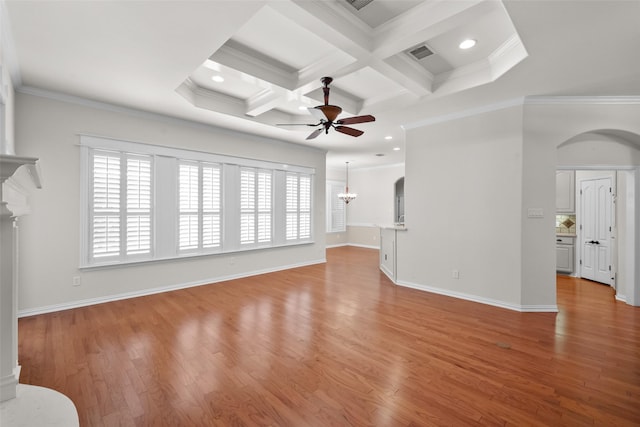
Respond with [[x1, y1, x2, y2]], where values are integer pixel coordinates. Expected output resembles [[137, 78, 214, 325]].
[[306, 128, 324, 140], [335, 126, 364, 137], [276, 123, 320, 127], [336, 115, 376, 125]]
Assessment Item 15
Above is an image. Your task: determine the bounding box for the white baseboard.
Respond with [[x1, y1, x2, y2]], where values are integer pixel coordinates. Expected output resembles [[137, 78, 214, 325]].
[[18, 258, 326, 318], [347, 243, 380, 250], [615, 294, 627, 303], [325, 243, 380, 250], [395, 279, 558, 313], [380, 265, 394, 282], [325, 243, 349, 249], [0, 371, 18, 401]]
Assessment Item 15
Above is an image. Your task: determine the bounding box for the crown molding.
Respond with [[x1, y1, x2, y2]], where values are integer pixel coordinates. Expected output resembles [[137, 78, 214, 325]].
[[525, 96, 640, 105], [402, 97, 525, 130], [16, 85, 326, 153], [403, 95, 640, 130]]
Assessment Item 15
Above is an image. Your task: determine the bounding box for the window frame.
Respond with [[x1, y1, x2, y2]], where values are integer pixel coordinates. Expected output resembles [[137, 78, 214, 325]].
[[79, 135, 315, 269], [87, 149, 154, 265]]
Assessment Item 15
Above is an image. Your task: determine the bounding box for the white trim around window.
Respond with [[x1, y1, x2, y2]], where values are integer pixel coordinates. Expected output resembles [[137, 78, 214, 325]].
[[79, 135, 315, 268]]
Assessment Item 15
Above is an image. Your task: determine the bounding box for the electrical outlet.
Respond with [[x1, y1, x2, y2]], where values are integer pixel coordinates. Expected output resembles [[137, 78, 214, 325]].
[[452, 270, 459, 279], [72, 276, 81, 287]]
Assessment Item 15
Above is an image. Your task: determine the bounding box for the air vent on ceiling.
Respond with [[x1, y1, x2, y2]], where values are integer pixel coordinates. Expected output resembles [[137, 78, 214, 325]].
[[409, 45, 434, 60], [344, 0, 374, 11]]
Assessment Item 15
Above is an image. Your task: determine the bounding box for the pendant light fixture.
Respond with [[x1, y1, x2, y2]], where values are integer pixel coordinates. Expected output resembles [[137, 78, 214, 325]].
[[338, 161, 357, 204]]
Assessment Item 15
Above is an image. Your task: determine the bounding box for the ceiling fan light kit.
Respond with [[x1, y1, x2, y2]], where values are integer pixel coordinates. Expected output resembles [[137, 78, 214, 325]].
[[277, 76, 375, 140]]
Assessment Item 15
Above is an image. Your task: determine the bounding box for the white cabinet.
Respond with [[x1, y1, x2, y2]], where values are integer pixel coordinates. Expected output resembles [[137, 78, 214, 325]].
[[556, 236, 575, 274], [556, 170, 575, 213]]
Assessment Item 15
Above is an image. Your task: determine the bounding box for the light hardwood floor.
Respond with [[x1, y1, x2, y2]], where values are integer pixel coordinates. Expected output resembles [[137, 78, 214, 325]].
[[18, 247, 640, 426]]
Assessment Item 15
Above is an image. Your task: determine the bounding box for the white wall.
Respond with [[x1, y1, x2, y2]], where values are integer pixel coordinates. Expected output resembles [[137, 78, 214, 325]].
[[15, 91, 327, 314], [558, 132, 640, 167], [325, 163, 404, 248], [525, 100, 640, 307], [0, 20, 16, 155], [347, 164, 404, 227], [398, 105, 525, 309], [346, 164, 404, 248], [397, 99, 640, 311]]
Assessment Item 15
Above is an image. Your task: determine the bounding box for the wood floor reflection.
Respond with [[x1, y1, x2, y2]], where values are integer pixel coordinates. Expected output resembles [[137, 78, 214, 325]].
[[18, 247, 640, 426]]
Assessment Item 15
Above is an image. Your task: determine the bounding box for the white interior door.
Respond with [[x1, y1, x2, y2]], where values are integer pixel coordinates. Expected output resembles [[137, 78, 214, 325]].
[[580, 177, 612, 285]]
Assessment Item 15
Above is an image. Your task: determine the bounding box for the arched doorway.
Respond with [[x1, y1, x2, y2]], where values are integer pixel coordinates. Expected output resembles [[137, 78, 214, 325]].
[[556, 129, 640, 306]]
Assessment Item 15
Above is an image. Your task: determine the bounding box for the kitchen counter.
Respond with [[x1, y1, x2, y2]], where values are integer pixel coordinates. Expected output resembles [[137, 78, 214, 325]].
[[379, 224, 407, 231]]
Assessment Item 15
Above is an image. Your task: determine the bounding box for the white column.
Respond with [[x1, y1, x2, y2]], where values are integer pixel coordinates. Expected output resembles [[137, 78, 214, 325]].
[[0, 155, 40, 402]]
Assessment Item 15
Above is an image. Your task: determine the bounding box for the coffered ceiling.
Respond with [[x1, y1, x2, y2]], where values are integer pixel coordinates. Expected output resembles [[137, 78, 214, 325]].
[[178, 0, 525, 129], [4, 0, 640, 169]]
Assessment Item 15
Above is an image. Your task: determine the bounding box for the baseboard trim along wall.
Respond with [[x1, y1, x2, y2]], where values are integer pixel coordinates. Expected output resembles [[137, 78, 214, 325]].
[[395, 280, 559, 313], [325, 243, 349, 249], [18, 258, 327, 318], [347, 243, 380, 250], [380, 265, 394, 282]]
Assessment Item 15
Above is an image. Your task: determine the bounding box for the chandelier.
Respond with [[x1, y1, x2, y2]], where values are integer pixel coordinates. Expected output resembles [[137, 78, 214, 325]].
[[338, 161, 357, 204]]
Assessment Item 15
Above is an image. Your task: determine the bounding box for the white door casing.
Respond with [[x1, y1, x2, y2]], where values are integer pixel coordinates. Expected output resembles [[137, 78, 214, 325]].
[[580, 177, 613, 285]]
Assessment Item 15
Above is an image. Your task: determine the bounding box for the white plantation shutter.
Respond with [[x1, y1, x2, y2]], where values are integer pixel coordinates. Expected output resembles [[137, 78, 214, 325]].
[[126, 157, 151, 254], [82, 136, 314, 267], [240, 169, 255, 244], [299, 175, 311, 239], [286, 173, 312, 241], [90, 150, 152, 262], [179, 164, 199, 250], [92, 153, 121, 258], [257, 170, 271, 243], [240, 168, 272, 245], [327, 181, 346, 232], [202, 166, 221, 248], [179, 162, 221, 251], [286, 174, 298, 240]]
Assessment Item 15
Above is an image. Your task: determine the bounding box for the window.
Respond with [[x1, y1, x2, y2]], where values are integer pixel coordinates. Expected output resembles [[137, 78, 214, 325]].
[[327, 180, 346, 232], [178, 162, 221, 252], [240, 168, 272, 245], [286, 173, 312, 240], [90, 150, 152, 263], [80, 135, 315, 268]]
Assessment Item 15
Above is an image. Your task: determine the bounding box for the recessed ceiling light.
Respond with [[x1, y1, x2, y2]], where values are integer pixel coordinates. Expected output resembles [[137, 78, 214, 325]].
[[385, 136, 393, 140], [298, 106, 308, 111], [211, 75, 224, 83], [393, 147, 400, 151], [459, 39, 476, 50]]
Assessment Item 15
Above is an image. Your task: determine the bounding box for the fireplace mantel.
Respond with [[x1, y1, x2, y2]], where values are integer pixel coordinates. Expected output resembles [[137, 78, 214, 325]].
[[1, 154, 42, 218], [0, 155, 79, 425]]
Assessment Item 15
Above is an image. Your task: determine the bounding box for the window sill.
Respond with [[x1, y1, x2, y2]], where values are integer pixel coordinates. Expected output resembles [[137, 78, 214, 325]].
[[79, 240, 315, 271]]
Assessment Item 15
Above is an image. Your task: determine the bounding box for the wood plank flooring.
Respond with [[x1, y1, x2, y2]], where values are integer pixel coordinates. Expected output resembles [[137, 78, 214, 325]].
[[18, 247, 640, 426]]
